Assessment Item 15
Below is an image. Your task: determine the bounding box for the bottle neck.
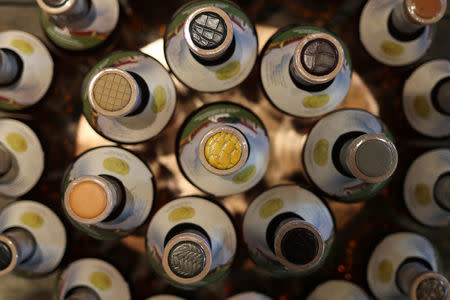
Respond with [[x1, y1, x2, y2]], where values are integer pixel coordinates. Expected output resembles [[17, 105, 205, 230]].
[[397, 260, 449, 300], [391, 3, 425, 35], [65, 286, 100, 300], [0, 50, 20, 86], [0, 227, 36, 276], [0, 143, 18, 184], [38, 0, 91, 28]]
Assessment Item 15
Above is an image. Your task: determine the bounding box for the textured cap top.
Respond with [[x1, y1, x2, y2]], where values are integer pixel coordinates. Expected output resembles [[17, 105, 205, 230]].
[[91, 70, 133, 112], [435, 173, 450, 210], [301, 38, 339, 76], [412, 0, 443, 19], [415, 277, 448, 300], [204, 131, 242, 170], [189, 11, 227, 50], [168, 241, 206, 279], [280, 228, 319, 265], [0, 242, 12, 271], [355, 139, 394, 178], [43, 0, 68, 7], [69, 181, 107, 219], [434, 77, 450, 115]]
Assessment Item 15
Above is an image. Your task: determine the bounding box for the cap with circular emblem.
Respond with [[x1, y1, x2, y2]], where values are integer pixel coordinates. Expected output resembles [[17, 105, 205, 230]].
[[0, 50, 19, 86], [432, 77, 450, 116], [198, 126, 249, 176], [184, 6, 234, 61], [340, 133, 398, 183], [405, 0, 447, 25], [274, 219, 324, 271], [37, 0, 88, 16], [434, 173, 450, 211], [163, 231, 212, 285], [88, 67, 142, 118], [290, 33, 344, 86], [64, 175, 120, 225]]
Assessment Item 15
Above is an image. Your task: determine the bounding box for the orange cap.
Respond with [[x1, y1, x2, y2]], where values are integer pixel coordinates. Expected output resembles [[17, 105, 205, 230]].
[[412, 0, 443, 19], [69, 181, 106, 219]]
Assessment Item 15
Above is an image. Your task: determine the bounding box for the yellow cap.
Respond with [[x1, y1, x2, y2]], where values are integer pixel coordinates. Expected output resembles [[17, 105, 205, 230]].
[[69, 181, 106, 219], [204, 131, 242, 170]]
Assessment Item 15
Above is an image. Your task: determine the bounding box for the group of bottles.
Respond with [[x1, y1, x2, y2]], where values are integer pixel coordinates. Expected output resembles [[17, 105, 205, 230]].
[[0, 0, 448, 299]]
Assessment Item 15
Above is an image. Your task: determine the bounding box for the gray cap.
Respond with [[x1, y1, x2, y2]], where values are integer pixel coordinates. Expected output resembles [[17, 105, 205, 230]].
[[189, 12, 227, 50], [301, 38, 339, 77]]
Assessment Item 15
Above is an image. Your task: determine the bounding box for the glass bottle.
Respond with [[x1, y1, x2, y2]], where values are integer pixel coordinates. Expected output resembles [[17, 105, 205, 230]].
[[403, 59, 450, 138], [360, 0, 447, 66], [260, 25, 352, 118], [61, 146, 154, 240], [0, 200, 66, 277], [367, 232, 449, 300], [164, 0, 258, 92], [306, 280, 370, 300], [146, 196, 237, 289], [81, 51, 176, 144], [0, 30, 53, 110], [243, 184, 335, 278], [303, 109, 398, 202], [37, 0, 119, 51], [177, 102, 270, 196], [0, 119, 44, 197], [404, 148, 450, 227], [55, 258, 130, 300]]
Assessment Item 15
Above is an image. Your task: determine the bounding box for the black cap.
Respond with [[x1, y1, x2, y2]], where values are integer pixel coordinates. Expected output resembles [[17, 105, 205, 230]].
[[301, 38, 339, 76], [416, 277, 448, 300], [43, 0, 68, 7], [189, 11, 227, 50], [167, 241, 206, 279], [0, 241, 12, 271], [432, 77, 450, 116], [355, 138, 394, 178], [280, 228, 319, 265]]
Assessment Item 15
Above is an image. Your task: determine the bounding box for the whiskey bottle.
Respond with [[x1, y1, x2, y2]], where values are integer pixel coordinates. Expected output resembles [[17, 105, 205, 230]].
[[164, 0, 258, 92], [260, 25, 352, 118], [81, 51, 176, 144], [62, 146, 154, 240], [303, 109, 398, 202], [37, 0, 119, 51], [243, 185, 334, 277], [360, 0, 447, 66]]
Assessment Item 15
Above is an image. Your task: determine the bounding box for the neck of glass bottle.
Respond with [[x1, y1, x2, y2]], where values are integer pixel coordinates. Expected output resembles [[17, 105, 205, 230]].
[[0, 50, 19, 86], [65, 286, 100, 300], [0, 143, 18, 184], [391, 3, 424, 35], [0, 228, 36, 275]]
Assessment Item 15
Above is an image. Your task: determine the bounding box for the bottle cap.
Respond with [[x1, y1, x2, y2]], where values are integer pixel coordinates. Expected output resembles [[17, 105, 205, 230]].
[[163, 232, 211, 285], [0, 235, 18, 276], [410, 272, 449, 300], [432, 77, 450, 116], [344, 134, 398, 183], [88, 67, 141, 118], [184, 6, 234, 60], [274, 219, 324, 271], [64, 175, 116, 225], [37, 0, 79, 15], [404, 0, 447, 25], [198, 126, 249, 176], [434, 173, 450, 211], [291, 32, 344, 85]]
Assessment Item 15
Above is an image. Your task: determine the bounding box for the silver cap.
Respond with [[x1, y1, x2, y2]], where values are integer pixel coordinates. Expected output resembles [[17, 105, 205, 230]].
[[274, 219, 324, 271], [290, 32, 344, 85], [0, 228, 36, 276], [0, 50, 19, 86], [37, 0, 88, 16], [341, 133, 398, 183], [88, 67, 142, 118], [162, 231, 212, 285], [64, 175, 119, 225], [184, 6, 234, 61]]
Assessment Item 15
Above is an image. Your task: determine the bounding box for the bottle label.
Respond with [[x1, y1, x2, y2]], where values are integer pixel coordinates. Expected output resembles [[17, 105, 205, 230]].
[[81, 51, 176, 144], [178, 102, 270, 196], [402, 59, 450, 138], [55, 258, 130, 300], [146, 197, 237, 288], [360, 0, 434, 66], [62, 146, 154, 239], [40, 0, 119, 51], [0, 31, 53, 110], [367, 232, 438, 299], [164, 0, 257, 92], [0, 201, 66, 276], [303, 110, 394, 202], [0, 119, 44, 198], [243, 185, 334, 277], [404, 149, 450, 227], [306, 280, 370, 300], [260, 25, 352, 118]]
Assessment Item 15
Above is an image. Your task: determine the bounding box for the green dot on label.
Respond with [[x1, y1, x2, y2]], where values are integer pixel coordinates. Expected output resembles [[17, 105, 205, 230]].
[[103, 157, 130, 175], [413, 95, 430, 118], [6, 132, 27, 153], [20, 212, 43, 228], [377, 259, 393, 283], [259, 198, 284, 219], [169, 206, 195, 222], [151, 85, 167, 113], [302, 94, 330, 108], [313, 139, 328, 166], [232, 165, 256, 184], [90, 272, 112, 291], [415, 183, 431, 206], [381, 41, 404, 56], [216, 61, 241, 80]]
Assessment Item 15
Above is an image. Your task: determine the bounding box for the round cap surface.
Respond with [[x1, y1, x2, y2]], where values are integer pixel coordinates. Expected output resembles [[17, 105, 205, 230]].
[[355, 139, 394, 178], [301, 38, 339, 76], [91, 70, 133, 113], [189, 11, 227, 50], [412, 0, 443, 19], [204, 131, 242, 170], [415, 277, 448, 300], [434, 173, 450, 210], [69, 181, 107, 219], [168, 241, 206, 279], [0, 242, 12, 271], [280, 228, 319, 265]]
